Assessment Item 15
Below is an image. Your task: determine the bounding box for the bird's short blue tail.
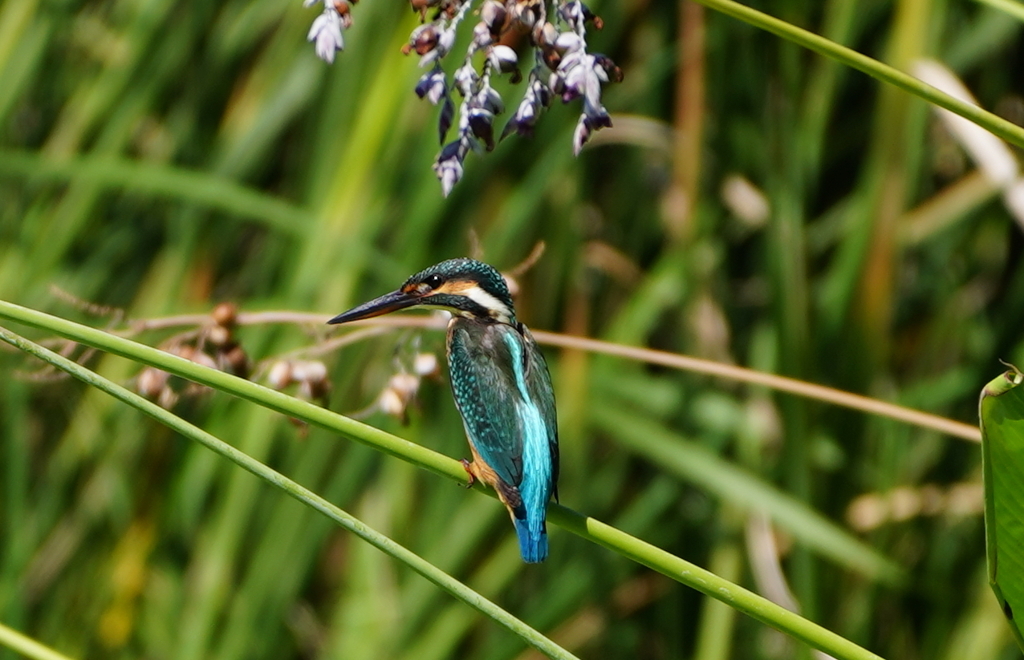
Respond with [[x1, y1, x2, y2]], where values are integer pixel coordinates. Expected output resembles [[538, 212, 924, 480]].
[[514, 517, 548, 563]]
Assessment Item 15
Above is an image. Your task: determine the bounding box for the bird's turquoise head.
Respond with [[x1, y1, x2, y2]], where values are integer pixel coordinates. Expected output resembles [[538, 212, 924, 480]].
[[328, 258, 517, 326]]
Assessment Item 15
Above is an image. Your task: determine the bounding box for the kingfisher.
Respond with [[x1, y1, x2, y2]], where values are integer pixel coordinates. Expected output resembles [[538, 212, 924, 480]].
[[327, 258, 559, 563]]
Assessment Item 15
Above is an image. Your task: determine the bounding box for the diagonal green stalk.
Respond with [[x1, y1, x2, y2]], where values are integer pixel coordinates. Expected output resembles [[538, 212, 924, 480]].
[[0, 300, 885, 660], [974, 0, 1024, 22], [0, 621, 76, 660], [0, 325, 577, 660], [691, 0, 1024, 148]]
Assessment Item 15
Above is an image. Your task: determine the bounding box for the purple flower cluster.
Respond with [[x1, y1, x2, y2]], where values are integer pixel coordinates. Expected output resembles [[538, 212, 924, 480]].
[[301, 0, 621, 195]]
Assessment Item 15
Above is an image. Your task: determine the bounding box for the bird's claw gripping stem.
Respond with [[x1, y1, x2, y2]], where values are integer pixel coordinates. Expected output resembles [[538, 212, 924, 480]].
[[460, 458, 476, 489]]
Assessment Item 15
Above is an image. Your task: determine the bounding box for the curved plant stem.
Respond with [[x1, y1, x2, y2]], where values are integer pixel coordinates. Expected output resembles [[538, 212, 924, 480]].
[[532, 330, 981, 442], [113, 311, 980, 442], [0, 621, 76, 660], [691, 0, 1024, 148], [549, 508, 882, 660], [974, 0, 1024, 22], [0, 300, 887, 660], [0, 325, 578, 660]]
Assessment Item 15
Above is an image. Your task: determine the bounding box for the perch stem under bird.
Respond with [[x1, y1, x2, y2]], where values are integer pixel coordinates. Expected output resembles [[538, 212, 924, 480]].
[[327, 258, 559, 563]]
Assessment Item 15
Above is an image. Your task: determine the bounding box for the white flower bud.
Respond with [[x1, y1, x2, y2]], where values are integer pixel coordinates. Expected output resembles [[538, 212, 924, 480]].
[[481, 1, 506, 29], [489, 45, 518, 71], [207, 325, 230, 347], [555, 32, 582, 53], [538, 22, 558, 46], [388, 373, 420, 400], [437, 28, 455, 57], [305, 8, 346, 63], [292, 360, 328, 384], [158, 387, 179, 410], [413, 353, 439, 377], [268, 361, 293, 389], [378, 388, 406, 417], [307, 8, 344, 63], [473, 22, 493, 49]]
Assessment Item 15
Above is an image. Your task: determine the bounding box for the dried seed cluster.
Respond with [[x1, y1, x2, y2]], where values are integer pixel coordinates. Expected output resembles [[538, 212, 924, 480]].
[[302, 0, 621, 195], [137, 303, 250, 408], [376, 350, 440, 421]]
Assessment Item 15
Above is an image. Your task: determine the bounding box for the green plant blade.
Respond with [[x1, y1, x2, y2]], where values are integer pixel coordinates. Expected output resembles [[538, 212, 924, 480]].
[[979, 367, 1024, 651], [0, 301, 887, 660], [0, 621, 76, 660], [974, 0, 1024, 23], [0, 325, 578, 660], [692, 0, 1024, 149]]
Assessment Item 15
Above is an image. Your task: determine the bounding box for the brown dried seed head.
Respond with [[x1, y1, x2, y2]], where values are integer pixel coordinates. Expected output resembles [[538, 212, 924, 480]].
[[211, 302, 237, 328], [222, 345, 249, 377], [305, 376, 331, 401], [188, 349, 219, 370], [413, 26, 439, 55], [158, 387, 179, 410], [408, 0, 432, 20], [138, 368, 169, 398], [542, 49, 561, 70]]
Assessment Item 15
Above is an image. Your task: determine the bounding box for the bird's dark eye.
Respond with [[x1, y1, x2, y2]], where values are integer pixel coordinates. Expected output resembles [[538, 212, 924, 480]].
[[424, 274, 444, 290]]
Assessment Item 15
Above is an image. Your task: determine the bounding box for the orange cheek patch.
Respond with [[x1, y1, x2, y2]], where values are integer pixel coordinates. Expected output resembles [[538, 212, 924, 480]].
[[402, 282, 433, 295], [433, 280, 476, 295]]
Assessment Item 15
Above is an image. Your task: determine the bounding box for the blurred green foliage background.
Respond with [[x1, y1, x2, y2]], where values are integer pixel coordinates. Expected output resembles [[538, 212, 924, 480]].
[[1, 0, 1023, 657]]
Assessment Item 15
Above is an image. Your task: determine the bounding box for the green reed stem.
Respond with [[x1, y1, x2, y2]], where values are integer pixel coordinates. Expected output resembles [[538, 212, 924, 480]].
[[0, 324, 577, 660], [0, 300, 884, 660], [693, 0, 1024, 148], [0, 621, 76, 660]]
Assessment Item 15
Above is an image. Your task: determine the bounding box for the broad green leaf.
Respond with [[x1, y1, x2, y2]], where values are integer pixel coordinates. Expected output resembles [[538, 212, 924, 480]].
[[979, 366, 1024, 651]]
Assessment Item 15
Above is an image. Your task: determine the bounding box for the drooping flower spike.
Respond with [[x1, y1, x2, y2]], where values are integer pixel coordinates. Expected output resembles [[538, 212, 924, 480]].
[[301, 0, 621, 195]]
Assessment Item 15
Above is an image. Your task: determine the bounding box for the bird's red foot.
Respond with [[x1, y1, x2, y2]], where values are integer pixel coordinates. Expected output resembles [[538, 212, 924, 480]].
[[460, 459, 476, 489]]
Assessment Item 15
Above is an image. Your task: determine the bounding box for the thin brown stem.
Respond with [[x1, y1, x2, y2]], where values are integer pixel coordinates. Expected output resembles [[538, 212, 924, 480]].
[[108, 311, 980, 442]]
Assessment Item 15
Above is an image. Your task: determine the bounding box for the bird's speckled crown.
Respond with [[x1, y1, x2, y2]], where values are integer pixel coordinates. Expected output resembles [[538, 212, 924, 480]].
[[405, 258, 514, 313]]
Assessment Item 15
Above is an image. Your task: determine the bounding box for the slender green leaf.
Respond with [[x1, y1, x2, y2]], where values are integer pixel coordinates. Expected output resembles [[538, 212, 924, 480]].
[[692, 0, 1024, 148], [0, 622, 76, 660], [974, 0, 1024, 23], [979, 367, 1024, 651], [0, 325, 577, 660], [0, 300, 886, 660]]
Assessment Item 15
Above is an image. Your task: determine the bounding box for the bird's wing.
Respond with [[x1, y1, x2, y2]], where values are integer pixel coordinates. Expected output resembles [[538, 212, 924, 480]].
[[447, 321, 526, 489], [521, 324, 559, 501]]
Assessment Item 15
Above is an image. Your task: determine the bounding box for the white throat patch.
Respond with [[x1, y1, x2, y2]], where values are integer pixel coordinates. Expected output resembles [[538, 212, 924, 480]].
[[461, 284, 513, 323]]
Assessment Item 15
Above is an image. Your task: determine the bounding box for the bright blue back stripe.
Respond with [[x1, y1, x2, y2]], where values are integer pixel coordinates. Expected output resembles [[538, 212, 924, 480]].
[[503, 332, 553, 557]]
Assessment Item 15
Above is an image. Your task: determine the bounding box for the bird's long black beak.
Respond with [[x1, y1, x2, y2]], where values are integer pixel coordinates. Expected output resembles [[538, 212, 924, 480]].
[[327, 289, 421, 325]]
